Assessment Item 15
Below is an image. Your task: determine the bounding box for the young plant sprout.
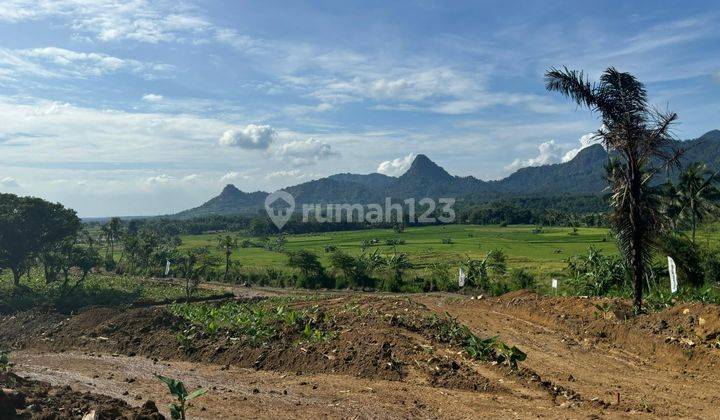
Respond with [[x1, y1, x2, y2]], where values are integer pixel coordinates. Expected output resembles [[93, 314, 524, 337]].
[[156, 374, 207, 420]]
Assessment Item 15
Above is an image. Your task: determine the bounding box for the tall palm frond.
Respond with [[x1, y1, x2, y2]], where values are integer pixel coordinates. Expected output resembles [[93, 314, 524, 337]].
[[547, 66, 682, 311]]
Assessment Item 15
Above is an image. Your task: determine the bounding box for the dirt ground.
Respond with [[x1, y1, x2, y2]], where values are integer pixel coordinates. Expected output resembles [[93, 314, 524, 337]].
[[1, 286, 719, 419]]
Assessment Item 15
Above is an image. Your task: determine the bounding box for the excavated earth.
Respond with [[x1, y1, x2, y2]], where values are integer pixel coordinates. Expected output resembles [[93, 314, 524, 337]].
[[1, 288, 719, 419]]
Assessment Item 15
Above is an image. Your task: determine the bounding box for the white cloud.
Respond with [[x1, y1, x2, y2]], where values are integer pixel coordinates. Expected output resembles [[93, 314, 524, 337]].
[[143, 173, 201, 189], [142, 93, 163, 102], [144, 174, 174, 186], [0, 1, 212, 43], [377, 153, 416, 176], [214, 28, 258, 51], [219, 124, 277, 150], [220, 171, 250, 183], [181, 174, 201, 182], [265, 169, 302, 179], [504, 140, 563, 172], [562, 132, 602, 162], [0, 47, 169, 79], [275, 138, 339, 166], [0, 176, 20, 188]]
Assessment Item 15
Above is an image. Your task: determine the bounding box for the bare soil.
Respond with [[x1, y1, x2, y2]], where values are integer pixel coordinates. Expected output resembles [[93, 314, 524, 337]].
[[2, 288, 720, 418]]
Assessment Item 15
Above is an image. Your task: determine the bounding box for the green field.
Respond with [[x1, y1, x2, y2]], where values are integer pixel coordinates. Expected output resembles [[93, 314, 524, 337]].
[[180, 224, 617, 278]]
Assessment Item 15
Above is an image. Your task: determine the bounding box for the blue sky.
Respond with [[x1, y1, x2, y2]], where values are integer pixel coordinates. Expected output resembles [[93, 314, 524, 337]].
[[0, 0, 718, 217]]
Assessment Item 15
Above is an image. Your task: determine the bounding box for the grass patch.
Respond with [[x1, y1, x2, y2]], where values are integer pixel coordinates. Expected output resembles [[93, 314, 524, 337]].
[[179, 224, 616, 280], [0, 270, 223, 313]]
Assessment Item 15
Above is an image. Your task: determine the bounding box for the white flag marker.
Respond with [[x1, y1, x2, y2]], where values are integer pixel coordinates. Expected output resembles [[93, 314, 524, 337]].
[[165, 259, 171, 276], [551, 278, 558, 289], [458, 267, 466, 287], [667, 256, 678, 294]]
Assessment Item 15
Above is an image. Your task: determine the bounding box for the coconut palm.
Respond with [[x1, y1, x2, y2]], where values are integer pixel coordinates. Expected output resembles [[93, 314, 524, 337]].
[[545, 67, 683, 311], [674, 163, 720, 242]]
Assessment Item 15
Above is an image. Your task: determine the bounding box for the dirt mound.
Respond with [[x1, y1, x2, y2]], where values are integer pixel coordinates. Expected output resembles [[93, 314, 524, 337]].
[[1, 297, 508, 394], [0, 372, 164, 419], [484, 291, 720, 370], [635, 302, 720, 347]]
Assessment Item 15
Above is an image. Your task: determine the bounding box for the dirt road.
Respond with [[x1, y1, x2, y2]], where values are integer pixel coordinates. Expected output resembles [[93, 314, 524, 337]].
[[4, 287, 720, 419]]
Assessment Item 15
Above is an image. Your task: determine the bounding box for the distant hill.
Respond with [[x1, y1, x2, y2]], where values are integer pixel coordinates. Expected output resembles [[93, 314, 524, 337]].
[[175, 130, 720, 218], [491, 144, 609, 195], [174, 184, 266, 218]]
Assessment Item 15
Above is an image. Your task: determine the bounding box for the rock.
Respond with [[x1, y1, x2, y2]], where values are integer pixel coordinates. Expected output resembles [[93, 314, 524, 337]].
[[140, 400, 159, 413], [653, 320, 668, 333], [82, 410, 99, 420], [682, 308, 690, 315], [0, 390, 16, 418], [679, 338, 696, 347]]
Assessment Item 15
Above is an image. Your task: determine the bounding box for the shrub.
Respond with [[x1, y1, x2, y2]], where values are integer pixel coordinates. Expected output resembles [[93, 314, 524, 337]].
[[329, 250, 375, 289], [424, 262, 457, 292], [701, 246, 720, 284], [658, 234, 704, 287], [509, 269, 535, 290], [565, 246, 628, 296]]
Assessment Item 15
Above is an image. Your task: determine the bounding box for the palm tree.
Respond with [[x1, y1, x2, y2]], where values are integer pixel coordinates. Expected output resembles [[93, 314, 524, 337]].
[[216, 235, 238, 282], [546, 67, 682, 311], [674, 163, 720, 242]]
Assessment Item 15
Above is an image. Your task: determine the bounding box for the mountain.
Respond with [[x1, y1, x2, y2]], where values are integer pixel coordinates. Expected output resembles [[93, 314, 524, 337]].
[[175, 130, 720, 218], [386, 154, 494, 199], [326, 173, 395, 190], [175, 184, 265, 218], [492, 144, 609, 195]]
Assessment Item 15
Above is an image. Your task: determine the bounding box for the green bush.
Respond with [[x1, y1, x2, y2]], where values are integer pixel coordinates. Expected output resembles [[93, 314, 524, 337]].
[[509, 268, 535, 290], [658, 234, 704, 286], [565, 246, 628, 296], [701, 247, 720, 284]]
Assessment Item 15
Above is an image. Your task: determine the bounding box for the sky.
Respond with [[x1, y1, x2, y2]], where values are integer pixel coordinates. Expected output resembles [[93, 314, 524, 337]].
[[0, 0, 719, 217]]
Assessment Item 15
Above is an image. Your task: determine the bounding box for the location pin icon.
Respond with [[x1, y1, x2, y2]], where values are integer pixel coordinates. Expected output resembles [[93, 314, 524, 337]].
[[264, 190, 295, 230]]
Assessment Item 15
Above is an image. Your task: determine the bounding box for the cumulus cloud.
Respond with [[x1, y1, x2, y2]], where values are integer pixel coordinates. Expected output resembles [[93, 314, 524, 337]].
[[144, 174, 174, 186], [142, 93, 163, 102], [504, 140, 564, 172], [219, 124, 277, 150], [562, 132, 602, 162], [377, 153, 416, 176], [275, 138, 339, 166], [0, 176, 20, 188]]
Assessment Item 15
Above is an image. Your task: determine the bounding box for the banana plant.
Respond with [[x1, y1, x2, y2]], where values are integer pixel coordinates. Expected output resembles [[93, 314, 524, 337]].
[[156, 374, 207, 420]]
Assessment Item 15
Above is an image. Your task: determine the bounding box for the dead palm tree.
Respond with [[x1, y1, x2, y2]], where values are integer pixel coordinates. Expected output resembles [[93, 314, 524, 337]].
[[545, 67, 683, 311], [675, 163, 720, 242]]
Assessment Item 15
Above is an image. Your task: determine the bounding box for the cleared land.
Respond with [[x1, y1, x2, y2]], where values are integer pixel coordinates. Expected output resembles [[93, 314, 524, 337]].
[[2, 285, 720, 418]]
